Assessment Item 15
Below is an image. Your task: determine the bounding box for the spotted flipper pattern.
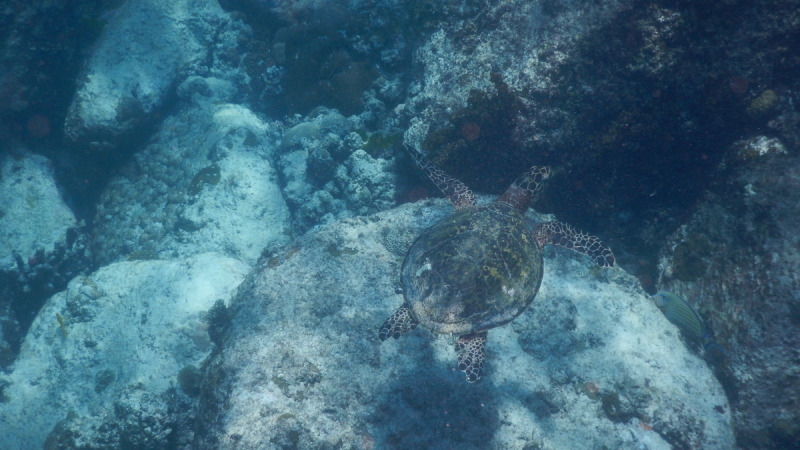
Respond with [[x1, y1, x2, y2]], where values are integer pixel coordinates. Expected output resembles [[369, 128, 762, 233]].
[[407, 150, 476, 211], [456, 331, 487, 383], [379, 305, 418, 341], [533, 221, 615, 268]]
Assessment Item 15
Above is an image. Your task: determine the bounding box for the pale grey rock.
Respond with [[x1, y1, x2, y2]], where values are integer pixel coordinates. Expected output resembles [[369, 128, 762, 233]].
[[0, 252, 248, 450], [0, 302, 16, 370], [194, 199, 733, 450], [64, 0, 234, 148], [92, 102, 291, 266], [0, 149, 91, 371], [0, 150, 76, 272]]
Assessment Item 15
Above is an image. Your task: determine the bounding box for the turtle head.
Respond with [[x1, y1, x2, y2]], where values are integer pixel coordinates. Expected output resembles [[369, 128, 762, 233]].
[[496, 166, 551, 213], [514, 166, 551, 196]]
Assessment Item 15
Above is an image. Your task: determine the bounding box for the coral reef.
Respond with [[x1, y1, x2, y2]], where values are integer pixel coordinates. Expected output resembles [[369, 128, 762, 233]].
[[275, 108, 399, 232]]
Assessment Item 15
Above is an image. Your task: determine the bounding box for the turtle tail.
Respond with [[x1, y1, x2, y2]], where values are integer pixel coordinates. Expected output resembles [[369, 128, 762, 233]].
[[533, 221, 615, 268]]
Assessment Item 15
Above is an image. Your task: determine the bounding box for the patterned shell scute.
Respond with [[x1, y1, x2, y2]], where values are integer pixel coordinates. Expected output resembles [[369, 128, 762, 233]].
[[401, 202, 544, 335]]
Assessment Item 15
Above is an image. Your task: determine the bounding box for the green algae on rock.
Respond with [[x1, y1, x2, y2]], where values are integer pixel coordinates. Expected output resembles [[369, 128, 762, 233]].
[[188, 164, 221, 195], [747, 89, 778, 116]]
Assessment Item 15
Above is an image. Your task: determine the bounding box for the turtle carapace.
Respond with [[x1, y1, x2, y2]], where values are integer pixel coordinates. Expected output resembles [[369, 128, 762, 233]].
[[379, 151, 615, 383]]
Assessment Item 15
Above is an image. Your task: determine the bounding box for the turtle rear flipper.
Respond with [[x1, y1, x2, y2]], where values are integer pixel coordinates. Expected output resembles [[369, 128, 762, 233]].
[[456, 331, 487, 383], [533, 221, 615, 268], [379, 305, 418, 341]]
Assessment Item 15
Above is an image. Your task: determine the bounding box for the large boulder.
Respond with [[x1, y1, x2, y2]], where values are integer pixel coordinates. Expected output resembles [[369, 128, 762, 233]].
[[63, 0, 236, 150], [657, 138, 800, 449], [0, 149, 89, 369], [92, 101, 291, 266], [194, 199, 734, 449], [0, 150, 76, 273], [0, 252, 249, 449]]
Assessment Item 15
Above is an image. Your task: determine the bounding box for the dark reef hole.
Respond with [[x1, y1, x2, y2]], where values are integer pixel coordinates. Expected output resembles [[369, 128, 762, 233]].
[[1, 0, 118, 224], [0, 0, 107, 150], [228, 0, 415, 118], [277, 31, 377, 116], [422, 73, 546, 195]]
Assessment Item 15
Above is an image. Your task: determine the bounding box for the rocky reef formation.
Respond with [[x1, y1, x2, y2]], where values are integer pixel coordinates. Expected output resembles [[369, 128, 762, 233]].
[[1, 0, 799, 448], [657, 137, 800, 449], [193, 199, 733, 449]]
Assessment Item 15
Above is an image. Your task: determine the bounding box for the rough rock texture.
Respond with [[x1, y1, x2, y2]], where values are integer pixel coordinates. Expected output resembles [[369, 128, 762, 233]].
[[0, 150, 76, 272], [63, 0, 236, 150], [0, 149, 90, 369], [657, 143, 800, 449], [3, 1, 798, 448], [194, 199, 733, 449], [402, 0, 631, 149], [274, 108, 400, 233], [91, 98, 291, 267], [393, 0, 800, 290], [0, 252, 249, 450], [0, 302, 17, 370]]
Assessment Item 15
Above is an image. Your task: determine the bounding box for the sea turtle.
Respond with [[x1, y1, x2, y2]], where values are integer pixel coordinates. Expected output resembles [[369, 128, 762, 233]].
[[379, 152, 615, 382]]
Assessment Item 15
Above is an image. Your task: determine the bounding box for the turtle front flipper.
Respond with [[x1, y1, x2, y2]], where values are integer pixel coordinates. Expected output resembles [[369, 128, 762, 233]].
[[456, 331, 487, 383], [533, 221, 615, 268], [379, 305, 418, 341], [406, 149, 476, 211]]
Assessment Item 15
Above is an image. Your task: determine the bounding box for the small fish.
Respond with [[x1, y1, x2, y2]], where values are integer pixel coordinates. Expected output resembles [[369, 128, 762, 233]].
[[653, 291, 726, 362], [56, 312, 67, 338]]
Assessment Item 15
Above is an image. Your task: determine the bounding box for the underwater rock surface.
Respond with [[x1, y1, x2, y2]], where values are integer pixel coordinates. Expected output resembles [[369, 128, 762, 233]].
[[0, 252, 248, 449], [92, 101, 291, 266], [658, 145, 800, 449], [63, 0, 234, 150], [0, 149, 91, 370], [194, 199, 733, 449], [0, 150, 76, 272]]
